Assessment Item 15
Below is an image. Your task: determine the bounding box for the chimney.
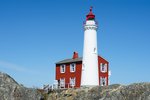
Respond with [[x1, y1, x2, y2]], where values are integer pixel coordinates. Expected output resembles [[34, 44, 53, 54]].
[[73, 52, 78, 59]]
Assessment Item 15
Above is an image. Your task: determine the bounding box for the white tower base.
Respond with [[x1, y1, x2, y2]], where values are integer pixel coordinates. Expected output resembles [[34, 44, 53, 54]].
[[81, 8, 99, 86]]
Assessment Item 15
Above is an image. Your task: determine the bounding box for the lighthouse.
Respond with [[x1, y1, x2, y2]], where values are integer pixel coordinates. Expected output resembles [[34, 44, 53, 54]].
[[81, 7, 99, 86], [55, 7, 109, 88]]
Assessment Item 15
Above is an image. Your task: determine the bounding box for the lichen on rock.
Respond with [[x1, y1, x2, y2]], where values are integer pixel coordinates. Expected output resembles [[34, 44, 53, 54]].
[[0, 72, 42, 100], [46, 83, 150, 100]]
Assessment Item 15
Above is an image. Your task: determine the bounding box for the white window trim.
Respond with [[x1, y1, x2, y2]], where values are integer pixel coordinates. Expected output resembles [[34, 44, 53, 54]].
[[100, 77, 106, 86], [104, 64, 107, 72], [60, 64, 66, 73], [60, 78, 65, 88], [100, 63, 107, 73], [70, 77, 76, 87], [70, 63, 76, 72]]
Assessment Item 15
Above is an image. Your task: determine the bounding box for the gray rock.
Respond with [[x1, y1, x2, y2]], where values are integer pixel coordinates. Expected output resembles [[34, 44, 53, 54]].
[[0, 72, 42, 100], [47, 83, 150, 100], [2, 71, 149, 100]]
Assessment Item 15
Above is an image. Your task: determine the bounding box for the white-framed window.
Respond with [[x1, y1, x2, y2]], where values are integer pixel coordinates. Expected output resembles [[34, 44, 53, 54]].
[[100, 77, 107, 86], [70, 77, 76, 87], [70, 63, 76, 72], [93, 47, 97, 54], [60, 78, 65, 88], [60, 64, 66, 73], [100, 63, 107, 73]]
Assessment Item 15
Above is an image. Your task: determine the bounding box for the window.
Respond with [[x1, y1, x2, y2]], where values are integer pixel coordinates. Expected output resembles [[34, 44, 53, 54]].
[[70, 63, 76, 72], [70, 77, 76, 87], [93, 48, 97, 54], [100, 63, 107, 73], [60, 64, 66, 73], [60, 78, 65, 88], [100, 77, 106, 86]]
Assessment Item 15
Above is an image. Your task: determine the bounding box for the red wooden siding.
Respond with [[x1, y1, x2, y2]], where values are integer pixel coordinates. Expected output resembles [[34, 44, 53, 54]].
[[98, 56, 109, 86], [55, 56, 109, 88], [56, 61, 82, 88]]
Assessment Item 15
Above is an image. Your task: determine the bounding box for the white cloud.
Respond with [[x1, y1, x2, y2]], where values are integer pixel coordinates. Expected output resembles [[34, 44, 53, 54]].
[[0, 60, 38, 74]]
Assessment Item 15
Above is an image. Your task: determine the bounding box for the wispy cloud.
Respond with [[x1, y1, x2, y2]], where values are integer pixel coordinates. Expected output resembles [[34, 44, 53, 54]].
[[0, 60, 38, 74]]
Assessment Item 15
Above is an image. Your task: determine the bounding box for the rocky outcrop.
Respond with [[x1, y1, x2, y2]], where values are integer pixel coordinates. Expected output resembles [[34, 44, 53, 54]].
[[47, 83, 150, 100], [0, 72, 42, 100], [1, 71, 150, 100]]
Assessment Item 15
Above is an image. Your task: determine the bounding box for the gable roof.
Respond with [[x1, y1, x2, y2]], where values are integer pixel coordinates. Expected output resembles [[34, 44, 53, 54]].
[[55, 55, 108, 65], [56, 57, 82, 64]]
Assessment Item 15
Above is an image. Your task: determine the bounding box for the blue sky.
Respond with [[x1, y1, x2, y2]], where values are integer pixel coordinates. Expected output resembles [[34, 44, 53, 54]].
[[0, 0, 150, 87]]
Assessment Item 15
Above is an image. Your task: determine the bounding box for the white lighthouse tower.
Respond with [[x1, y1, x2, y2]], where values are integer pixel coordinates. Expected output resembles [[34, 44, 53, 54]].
[[81, 7, 99, 86]]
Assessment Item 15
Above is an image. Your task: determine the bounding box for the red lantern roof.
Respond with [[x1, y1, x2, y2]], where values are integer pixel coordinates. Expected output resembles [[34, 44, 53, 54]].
[[86, 7, 95, 20]]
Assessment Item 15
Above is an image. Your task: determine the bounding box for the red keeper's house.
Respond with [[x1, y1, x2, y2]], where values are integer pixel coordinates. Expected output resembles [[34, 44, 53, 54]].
[[55, 52, 109, 88]]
